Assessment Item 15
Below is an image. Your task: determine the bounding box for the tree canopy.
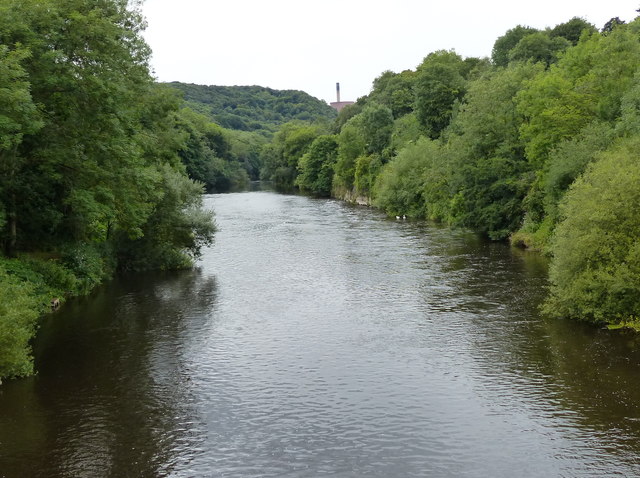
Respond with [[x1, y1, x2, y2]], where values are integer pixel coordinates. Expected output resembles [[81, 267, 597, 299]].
[[0, 0, 215, 379]]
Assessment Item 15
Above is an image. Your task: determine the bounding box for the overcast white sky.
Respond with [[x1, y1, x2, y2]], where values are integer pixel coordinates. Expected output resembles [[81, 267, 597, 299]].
[[141, 0, 637, 104]]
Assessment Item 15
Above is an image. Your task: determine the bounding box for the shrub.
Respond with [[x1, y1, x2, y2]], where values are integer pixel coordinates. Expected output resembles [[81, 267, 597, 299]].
[[544, 136, 640, 323]]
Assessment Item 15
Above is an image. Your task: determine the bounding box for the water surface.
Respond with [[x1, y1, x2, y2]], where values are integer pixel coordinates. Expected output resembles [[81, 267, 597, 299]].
[[2, 191, 640, 477]]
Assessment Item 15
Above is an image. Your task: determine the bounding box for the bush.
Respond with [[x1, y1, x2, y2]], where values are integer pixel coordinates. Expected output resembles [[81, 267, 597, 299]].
[[544, 136, 640, 324], [374, 137, 448, 219], [0, 261, 49, 379]]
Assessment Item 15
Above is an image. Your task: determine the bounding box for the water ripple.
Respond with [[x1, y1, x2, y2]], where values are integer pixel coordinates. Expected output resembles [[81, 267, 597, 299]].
[[3, 192, 640, 477]]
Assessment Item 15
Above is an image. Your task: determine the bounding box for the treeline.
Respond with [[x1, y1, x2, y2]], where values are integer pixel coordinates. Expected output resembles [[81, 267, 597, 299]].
[[169, 82, 337, 133], [261, 15, 640, 327], [0, 0, 225, 380]]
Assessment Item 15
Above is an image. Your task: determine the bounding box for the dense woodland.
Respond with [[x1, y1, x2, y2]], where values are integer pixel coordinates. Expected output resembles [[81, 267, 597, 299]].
[[169, 82, 337, 133], [0, 0, 639, 381]]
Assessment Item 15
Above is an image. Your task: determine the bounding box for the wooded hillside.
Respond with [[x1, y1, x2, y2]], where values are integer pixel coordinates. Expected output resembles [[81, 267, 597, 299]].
[[167, 82, 337, 133]]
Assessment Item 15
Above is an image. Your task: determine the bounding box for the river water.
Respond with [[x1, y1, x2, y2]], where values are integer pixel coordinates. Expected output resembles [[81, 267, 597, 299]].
[[2, 191, 640, 477]]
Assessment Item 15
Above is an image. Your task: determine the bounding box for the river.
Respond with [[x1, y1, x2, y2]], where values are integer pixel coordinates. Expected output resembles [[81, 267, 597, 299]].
[[2, 190, 640, 477]]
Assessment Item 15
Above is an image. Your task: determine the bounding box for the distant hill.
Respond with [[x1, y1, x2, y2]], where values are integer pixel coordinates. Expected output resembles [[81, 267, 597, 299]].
[[166, 82, 337, 133]]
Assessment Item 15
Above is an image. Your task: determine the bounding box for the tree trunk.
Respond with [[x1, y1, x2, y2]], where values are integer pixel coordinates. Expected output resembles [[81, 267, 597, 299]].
[[7, 194, 17, 257]]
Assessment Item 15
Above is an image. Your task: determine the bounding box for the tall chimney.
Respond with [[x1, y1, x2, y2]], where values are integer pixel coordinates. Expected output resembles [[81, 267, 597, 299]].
[[336, 82, 341, 103]]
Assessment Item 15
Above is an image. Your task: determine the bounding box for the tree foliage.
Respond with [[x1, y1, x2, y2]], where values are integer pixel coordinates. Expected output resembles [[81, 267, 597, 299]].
[[296, 135, 338, 196], [167, 82, 337, 133], [0, 0, 217, 379], [261, 122, 324, 190], [544, 137, 640, 324], [415, 50, 468, 139], [176, 107, 249, 192], [492, 25, 540, 67]]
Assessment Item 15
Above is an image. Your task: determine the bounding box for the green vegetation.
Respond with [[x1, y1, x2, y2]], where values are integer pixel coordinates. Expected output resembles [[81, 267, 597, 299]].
[[544, 137, 640, 324], [261, 12, 640, 328], [167, 82, 337, 134], [0, 0, 219, 379]]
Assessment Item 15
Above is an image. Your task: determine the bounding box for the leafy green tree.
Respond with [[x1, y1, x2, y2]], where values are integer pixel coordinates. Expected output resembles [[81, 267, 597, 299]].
[[390, 112, 423, 152], [332, 103, 393, 195], [517, 19, 640, 166], [116, 164, 215, 271], [0, 267, 42, 379], [226, 129, 268, 180], [0, 0, 155, 251], [333, 119, 366, 192], [332, 102, 364, 134], [296, 135, 338, 196], [0, 45, 43, 255], [508, 32, 570, 66], [544, 136, 640, 324], [414, 50, 468, 139], [168, 82, 337, 134], [492, 25, 539, 67], [374, 137, 449, 219], [261, 122, 322, 190], [358, 103, 394, 156], [445, 63, 540, 239], [354, 154, 383, 197], [543, 121, 616, 220], [615, 70, 640, 136], [175, 107, 249, 192], [549, 17, 596, 45], [369, 70, 417, 119]]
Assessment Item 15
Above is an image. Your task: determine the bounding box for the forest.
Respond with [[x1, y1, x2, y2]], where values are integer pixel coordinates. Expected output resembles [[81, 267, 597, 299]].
[[168, 82, 337, 134], [1, 0, 639, 381]]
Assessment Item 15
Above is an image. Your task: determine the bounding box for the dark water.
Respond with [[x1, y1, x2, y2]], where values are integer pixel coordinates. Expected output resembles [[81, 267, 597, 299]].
[[3, 191, 640, 477]]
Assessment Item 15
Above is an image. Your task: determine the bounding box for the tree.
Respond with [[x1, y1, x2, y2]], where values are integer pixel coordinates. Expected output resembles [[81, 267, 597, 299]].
[[333, 119, 366, 191], [332, 103, 393, 195], [175, 107, 249, 192], [0, 0, 155, 251], [369, 69, 417, 119], [508, 32, 570, 66], [374, 137, 448, 220], [115, 164, 215, 271], [602, 17, 626, 34], [0, 267, 42, 378], [415, 50, 468, 139], [492, 25, 539, 67], [296, 135, 338, 196], [261, 122, 322, 190], [0, 45, 43, 255], [445, 64, 540, 239], [0, 0, 216, 268], [517, 19, 640, 167], [544, 137, 640, 324], [549, 17, 596, 45]]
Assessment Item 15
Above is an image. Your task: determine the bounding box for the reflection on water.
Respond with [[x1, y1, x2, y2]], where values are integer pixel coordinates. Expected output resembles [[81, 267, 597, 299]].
[[2, 191, 640, 477], [0, 271, 217, 477]]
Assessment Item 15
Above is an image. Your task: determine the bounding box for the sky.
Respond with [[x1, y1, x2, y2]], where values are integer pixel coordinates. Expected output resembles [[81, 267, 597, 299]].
[[140, 0, 638, 104]]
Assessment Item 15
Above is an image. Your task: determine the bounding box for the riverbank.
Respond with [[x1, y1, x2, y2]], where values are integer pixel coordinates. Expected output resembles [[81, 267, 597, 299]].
[[0, 257, 76, 380], [0, 234, 213, 382]]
